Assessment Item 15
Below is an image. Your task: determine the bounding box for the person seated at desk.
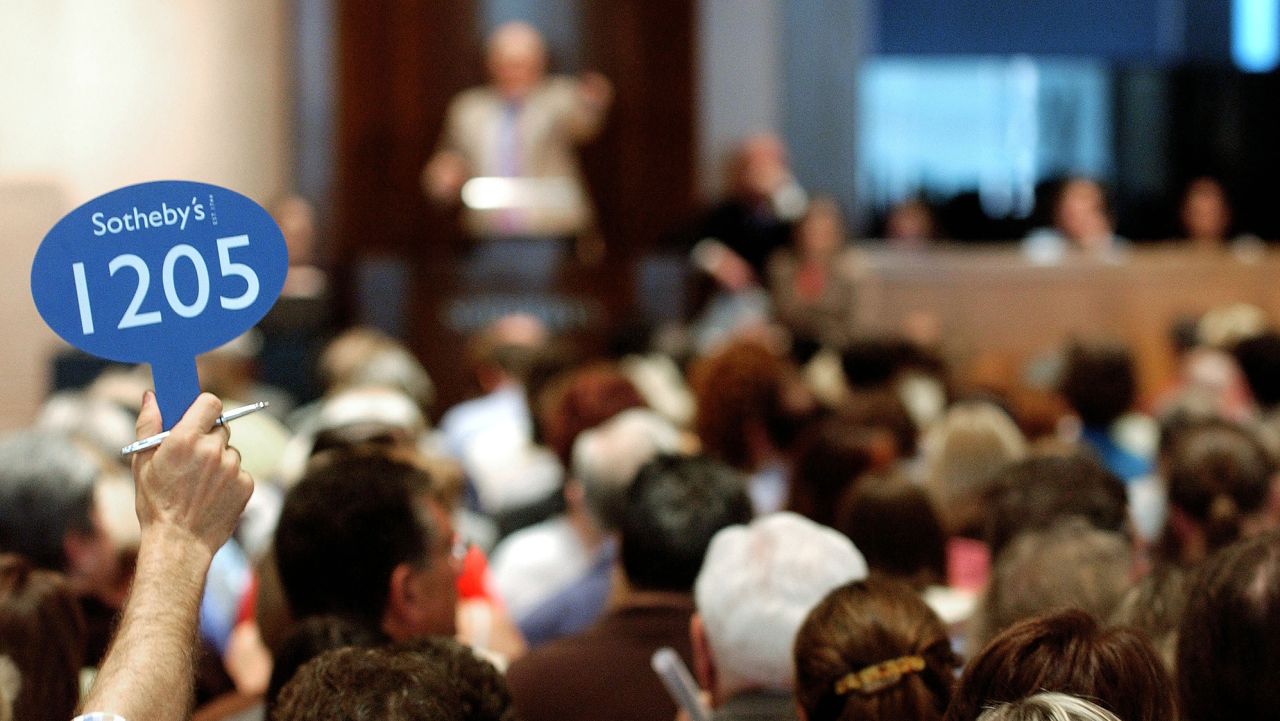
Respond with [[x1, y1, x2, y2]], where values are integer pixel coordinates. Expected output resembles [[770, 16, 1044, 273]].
[[884, 196, 941, 250], [768, 197, 864, 350], [1023, 177, 1126, 263], [1176, 176, 1264, 257]]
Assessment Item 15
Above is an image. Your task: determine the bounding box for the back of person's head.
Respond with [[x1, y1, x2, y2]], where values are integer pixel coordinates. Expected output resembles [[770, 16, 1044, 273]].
[[0, 431, 99, 571], [539, 362, 646, 467], [694, 512, 868, 694], [924, 401, 1027, 535], [788, 418, 895, 527], [318, 327, 435, 410], [272, 638, 515, 721], [1162, 419, 1274, 558], [1177, 531, 1280, 721], [1059, 342, 1136, 429], [35, 391, 138, 463], [985, 453, 1128, 557], [691, 340, 795, 471], [835, 473, 947, 590], [621, 455, 752, 593], [946, 610, 1175, 721], [0, 555, 85, 721], [1199, 303, 1267, 350], [274, 450, 444, 632], [793, 578, 958, 721], [1233, 332, 1280, 410], [839, 339, 902, 391], [467, 313, 550, 388], [841, 389, 919, 459], [265, 615, 383, 714], [309, 387, 426, 456], [975, 693, 1121, 721], [977, 519, 1131, 646], [571, 408, 683, 531]]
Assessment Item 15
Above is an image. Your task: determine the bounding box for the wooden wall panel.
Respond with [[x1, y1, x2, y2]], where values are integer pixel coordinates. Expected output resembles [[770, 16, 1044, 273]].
[[857, 246, 1280, 400]]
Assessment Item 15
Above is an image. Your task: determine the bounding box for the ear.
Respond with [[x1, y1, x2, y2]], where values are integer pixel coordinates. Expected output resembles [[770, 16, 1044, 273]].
[[690, 613, 718, 706], [382, 563, 422, 641]]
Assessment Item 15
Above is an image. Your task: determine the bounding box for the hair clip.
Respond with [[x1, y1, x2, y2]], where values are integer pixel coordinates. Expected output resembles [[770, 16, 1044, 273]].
[[833, 655, 926, 696]]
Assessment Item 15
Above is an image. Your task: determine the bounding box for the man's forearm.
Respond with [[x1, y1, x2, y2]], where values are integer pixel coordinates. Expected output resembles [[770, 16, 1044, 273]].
[[80, 527, 213, 721]]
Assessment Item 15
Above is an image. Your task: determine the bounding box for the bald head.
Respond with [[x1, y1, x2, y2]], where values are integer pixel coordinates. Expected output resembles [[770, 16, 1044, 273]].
[[487, 22, 547, 99]]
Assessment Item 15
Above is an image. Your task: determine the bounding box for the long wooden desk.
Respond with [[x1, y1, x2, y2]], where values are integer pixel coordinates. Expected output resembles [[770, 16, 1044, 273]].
[[855, 245, 1280, 398]]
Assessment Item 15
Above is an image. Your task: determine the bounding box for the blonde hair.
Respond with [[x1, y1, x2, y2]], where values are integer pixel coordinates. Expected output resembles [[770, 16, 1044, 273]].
[[923, 402, 1026, 532]]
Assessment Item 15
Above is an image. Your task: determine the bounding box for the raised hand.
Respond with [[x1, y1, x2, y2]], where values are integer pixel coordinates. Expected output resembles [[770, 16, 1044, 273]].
[[130, 391, 252, 555]]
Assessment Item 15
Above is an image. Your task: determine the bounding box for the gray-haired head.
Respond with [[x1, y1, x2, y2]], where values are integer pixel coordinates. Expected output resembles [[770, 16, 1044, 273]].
[[36, 391, 137, 461], [0, 430, 99, 570], [571, 408, 682, 531], [978, 518, 1132, 647]]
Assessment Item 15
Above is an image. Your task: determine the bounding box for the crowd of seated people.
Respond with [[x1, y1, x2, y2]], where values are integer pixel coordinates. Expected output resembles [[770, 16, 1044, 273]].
[[5, 304, 1280, 721], [6, 152, 1280, 721]]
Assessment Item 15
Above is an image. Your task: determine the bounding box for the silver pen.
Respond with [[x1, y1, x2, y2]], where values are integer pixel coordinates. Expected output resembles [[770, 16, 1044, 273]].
[[120, 401, 270, 456]]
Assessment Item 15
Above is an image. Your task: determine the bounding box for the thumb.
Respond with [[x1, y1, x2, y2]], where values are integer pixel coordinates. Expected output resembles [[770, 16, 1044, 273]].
[[135, 390, 162, 439]]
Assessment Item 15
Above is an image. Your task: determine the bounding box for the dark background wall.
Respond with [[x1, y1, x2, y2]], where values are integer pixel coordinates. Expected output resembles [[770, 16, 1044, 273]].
[[875, 0, 1232, 62]]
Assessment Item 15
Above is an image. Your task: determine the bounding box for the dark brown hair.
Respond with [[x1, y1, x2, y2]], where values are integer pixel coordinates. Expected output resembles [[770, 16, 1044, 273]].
[[273, 639, 516, 721], [946, 610, 1175, 721], [1161, 419, 1274, 560], [794, 578, 957, 721], [0, 554, 85, 721], [788, 419, 895, 527], [984, 454, 1127, 557], [1177, 531, 1280, 721], [275, 451, 437, 626], [265, 615, 383, 714], [835, 474, 947, 590], [841, 389, 919, 458], [1058, 342, 1135, 429]]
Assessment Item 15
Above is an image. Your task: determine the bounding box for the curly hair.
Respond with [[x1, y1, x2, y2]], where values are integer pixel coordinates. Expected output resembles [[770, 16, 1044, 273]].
[[273, 638, 516, 721]]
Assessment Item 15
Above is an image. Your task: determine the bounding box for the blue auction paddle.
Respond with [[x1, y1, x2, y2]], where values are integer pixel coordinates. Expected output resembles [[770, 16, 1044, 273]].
[[31, 180, 288, 429]]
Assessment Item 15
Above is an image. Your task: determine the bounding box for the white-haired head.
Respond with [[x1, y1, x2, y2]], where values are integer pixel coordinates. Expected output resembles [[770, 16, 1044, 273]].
[[315, 386, 426, 436], [977, 692, 1122, 721], [571, 408, 682, 531], [694, 512, 867, 697]]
